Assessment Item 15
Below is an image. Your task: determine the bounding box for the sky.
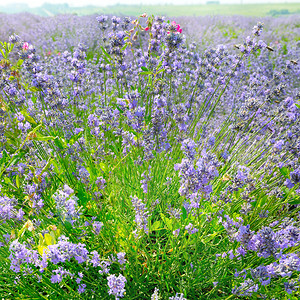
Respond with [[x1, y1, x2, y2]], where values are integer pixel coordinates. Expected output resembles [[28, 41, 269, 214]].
[[0, 0, 299, 7]]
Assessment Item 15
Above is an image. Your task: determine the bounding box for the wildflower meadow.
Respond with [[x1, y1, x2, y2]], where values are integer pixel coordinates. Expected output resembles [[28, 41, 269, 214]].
[[0, 12, 299, 299]]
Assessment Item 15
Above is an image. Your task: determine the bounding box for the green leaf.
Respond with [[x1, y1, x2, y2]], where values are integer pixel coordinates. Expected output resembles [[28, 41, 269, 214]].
[[141, 66, 149, 72], [139, 71, 152, 76], [34, 134, 57, 141], [29, 86, 42, 92], [101, 46, 112, 61], [0, 150, 9, 166], [279, 167, 289, 177], [16, 174, 20, 188], [183, 252, 189, 260], [16, 59, 23, 67], [99, 162, 107, 173], [155, 68, 165, 75], [151, 221, 161, 231], [160, 213, 172, 230], [181, 206, 187, 220], [115, 104, 124, 113], [21, 110, 37, 125], [102, 55, 110, 64], [52, 159, 61, 174], [289, 198, 300, 205], [76, 189, 89, 206], [3, 179, 18, 191], [44, 233, 56, 246], [54, 137, 66, 149]]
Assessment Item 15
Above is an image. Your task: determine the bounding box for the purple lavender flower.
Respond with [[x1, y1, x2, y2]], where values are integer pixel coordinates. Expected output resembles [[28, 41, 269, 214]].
[[53, 186, 79, 223], [173, 228, 180, 237], [76, 277, 82, 284], [181, 138, 197, 160], [46, 236, 89, 265], [78, 283, 86, 294], [284, 279, 298, 294], [151, 287, 160, 300], [117, 252, 126, 266], [0, 196, 24, 221], [174, 148, 220, 200], [131, 196, 149, 237], [169, 293, 187, 300], [256, 227, 278, 258], [140, 166, 153, 194], [232, 279, 258, 297], [252, 22, 264, 36], [107, 274, 127, 299], [93, 221, 103, 235], [185, 223, 199, 235]]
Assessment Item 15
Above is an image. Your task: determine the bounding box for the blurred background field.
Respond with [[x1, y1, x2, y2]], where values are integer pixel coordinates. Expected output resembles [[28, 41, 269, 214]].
[[0, 2, 299, 17]]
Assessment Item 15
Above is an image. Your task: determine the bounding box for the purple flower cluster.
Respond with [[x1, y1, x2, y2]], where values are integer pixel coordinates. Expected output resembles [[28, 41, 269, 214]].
[[107, 274, 127, 299], [185, 223, 198, 235], [9, 239, 41, 273], [222, 218, 300, 260], [50, 267, 74, 284], [232, 278, 258, 297], [93, 221, 103, 235], [174, 147, 220, 201], [169, 293, 187, 300], [0, 196, 24, 221], [9, 233, 128, 296], [131, 195, 149, 237], [52, 185, 79, 223]]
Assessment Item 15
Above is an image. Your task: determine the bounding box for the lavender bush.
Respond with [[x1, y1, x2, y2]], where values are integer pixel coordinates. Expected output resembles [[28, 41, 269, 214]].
[[0, 12, 299, 299]]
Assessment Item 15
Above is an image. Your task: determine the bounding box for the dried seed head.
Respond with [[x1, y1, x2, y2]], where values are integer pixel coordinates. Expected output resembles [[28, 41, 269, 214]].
[[132, 32, 138, 41]]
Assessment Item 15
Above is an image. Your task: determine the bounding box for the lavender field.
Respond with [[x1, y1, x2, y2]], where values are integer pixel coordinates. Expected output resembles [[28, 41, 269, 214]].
[[0, 12, 299, 299]]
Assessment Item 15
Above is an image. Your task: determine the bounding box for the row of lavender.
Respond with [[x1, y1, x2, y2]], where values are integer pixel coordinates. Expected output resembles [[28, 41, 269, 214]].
[[0, 13, 299, 299]]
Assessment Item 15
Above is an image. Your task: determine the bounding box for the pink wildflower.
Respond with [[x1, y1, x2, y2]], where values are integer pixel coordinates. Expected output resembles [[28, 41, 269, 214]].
[[170, 21, 183, 34], [22, 42, 29, 50], [145, 27, 149, 31], [176, 23, 182, 33]]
